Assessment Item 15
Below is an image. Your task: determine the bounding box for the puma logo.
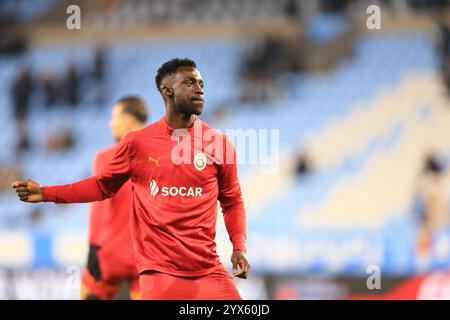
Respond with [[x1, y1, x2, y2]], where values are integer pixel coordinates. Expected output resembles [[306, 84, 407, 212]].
[[148, 156, 161, 167]]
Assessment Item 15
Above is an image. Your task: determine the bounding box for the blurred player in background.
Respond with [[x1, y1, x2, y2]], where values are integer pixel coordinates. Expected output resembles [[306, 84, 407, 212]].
[[80, 96, 149, 300], [12, 58, 249, 300]]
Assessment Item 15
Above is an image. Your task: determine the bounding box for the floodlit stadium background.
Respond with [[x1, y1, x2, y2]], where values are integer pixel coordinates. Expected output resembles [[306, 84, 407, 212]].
[[1, 0, 450, 299]]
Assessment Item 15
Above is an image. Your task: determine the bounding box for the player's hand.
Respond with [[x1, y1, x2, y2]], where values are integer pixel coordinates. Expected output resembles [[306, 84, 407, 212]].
[[231, 249, 250, 279], [12, 179, 44, 203]]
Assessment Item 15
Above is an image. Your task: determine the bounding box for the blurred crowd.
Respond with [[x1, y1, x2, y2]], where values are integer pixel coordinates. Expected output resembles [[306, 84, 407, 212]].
[[9, 46, 108, 156], [0, 8, 27, 55]]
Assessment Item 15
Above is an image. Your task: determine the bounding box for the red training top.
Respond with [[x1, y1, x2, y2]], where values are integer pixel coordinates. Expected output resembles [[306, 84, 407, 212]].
[[44, 116, 247, 277]]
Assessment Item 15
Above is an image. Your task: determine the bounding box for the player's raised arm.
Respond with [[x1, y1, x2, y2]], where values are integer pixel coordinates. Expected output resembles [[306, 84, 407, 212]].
[[218, 135, 250, 279], [11, 133, 135, 204]]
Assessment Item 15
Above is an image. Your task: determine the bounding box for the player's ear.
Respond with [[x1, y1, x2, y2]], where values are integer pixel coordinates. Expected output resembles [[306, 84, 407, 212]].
[[161, 86, 173, 98]]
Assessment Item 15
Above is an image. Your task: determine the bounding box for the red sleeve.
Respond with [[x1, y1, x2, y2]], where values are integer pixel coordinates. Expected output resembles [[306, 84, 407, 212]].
[[42, 135, 134, 204], [218, 135, 247, 253]]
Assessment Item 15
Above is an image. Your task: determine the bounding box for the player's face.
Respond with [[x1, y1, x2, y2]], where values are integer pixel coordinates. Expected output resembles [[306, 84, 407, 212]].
[[172, 67, 204, 116], [109, 104, 125, 142]]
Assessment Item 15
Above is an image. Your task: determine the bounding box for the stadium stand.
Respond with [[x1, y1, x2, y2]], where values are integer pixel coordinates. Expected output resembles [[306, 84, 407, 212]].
[[1, 0, 450, 300]]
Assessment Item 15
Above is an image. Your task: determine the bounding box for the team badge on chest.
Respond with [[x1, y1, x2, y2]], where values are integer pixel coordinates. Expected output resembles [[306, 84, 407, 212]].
[[193, 152, 207, 171]]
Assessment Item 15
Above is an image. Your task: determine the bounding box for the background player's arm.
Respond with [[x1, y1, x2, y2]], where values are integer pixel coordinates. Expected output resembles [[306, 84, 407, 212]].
[[218, 136, 250, 279], [13, 134, 135, 204]]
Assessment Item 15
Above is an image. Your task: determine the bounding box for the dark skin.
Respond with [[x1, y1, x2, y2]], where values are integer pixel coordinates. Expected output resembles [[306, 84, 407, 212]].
[[12, 66, 250, 280], [160, 66, 204, 129], [12, 179, 42, 202], [231, 249, 250, 279]]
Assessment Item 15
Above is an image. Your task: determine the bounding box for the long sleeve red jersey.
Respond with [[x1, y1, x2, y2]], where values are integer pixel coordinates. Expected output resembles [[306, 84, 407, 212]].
[[87, 146, 138, 279], [43, 116, 247, 277]]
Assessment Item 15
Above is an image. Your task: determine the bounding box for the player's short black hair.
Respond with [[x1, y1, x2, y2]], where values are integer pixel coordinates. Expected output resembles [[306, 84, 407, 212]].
[[155, 58, 197, 93], [116, 96, 148, 123]]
